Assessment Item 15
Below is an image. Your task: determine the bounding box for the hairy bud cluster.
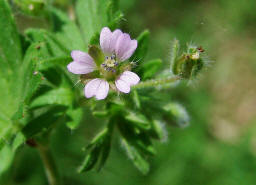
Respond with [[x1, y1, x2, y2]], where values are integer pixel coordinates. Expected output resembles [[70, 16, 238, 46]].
[[171, 40, 207, 80]]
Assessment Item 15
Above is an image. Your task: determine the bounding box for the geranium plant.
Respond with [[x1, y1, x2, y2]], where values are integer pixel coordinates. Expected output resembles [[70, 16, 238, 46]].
[[0, 0, 211, 184]]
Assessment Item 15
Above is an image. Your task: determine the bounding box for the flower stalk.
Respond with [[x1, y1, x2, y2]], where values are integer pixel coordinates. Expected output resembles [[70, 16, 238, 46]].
[[37, 143, 61, 185], [133, 76, 180, 89]]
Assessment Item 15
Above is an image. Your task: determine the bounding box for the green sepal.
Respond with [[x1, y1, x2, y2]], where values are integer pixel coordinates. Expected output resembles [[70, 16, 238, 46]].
[[170, 39, 180, 75], [191, 58, 204, 78], [88, 45, 105, 66], [171, 42, 205, 79]]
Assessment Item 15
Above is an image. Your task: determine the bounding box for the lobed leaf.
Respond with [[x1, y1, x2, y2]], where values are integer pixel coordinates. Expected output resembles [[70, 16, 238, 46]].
[[130, 30, 150, 63], [75, 0, 122, 46], [121, 138, 150, 174]]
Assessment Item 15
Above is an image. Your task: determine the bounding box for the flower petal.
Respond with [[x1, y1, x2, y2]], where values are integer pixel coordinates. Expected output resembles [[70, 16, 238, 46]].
[[120, 71, 140, 85], [109, 29, 122, 53], [115, 33, 137, 61], [120, 40, 137, 61], [67, 61, 95, 74], [84, 79, 101, 98], [115, 79, 130, 93], [71, 50, 95, 65], [84, 79, 109, 100], [95, 80, 109, 100], [100, 27, 112, 54]]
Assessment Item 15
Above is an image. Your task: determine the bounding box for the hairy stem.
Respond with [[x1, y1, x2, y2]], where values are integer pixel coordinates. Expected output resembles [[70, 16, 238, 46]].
[[133, 76, 181, 89], [37, 143, 61, 185]]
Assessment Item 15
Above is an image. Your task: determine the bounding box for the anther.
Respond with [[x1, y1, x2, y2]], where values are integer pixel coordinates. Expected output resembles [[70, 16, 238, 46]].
[[111, 54, 115, 60]]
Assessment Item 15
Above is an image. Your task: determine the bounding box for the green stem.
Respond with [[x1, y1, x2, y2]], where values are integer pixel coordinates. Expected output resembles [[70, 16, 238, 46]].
[[133, 76, 181, 89], [37, 143, 61, 185]]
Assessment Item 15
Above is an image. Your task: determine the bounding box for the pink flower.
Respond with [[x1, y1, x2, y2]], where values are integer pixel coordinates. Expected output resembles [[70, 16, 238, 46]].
[[67, 27, 140, 100]]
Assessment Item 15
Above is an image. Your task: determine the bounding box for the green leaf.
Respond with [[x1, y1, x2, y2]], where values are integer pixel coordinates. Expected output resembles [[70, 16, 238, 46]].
[[0, 0, 24, 148], [118, 122, 155, 156], [92, 111, 108, 118], [140, 59, 163, 80], [108, 11, 124, 30], [25, 29, 69, 57], [0, 146, 15, 175], [151, 119, 166, 140], [30, 87, 73, 108], [97, 135, 111, 171], [0, 0, 22, 77], [130, 30, 150, 62], [75, 0, 122, 46], [87, 128, 109, 150], [66, 108, 83, 130], [0, 41, 50, 153], [125, 112, 151, 130], [50, 7, 86, 51], [13, 0, 47, 16], [22, 105, 67, 138], [37, 56, 72, 71], [19, 43, 49, 106], [0, 133, 24, 175], [163, 103, 190, 128], [121, 138, 150, 174], [78, 146, 101, 173]]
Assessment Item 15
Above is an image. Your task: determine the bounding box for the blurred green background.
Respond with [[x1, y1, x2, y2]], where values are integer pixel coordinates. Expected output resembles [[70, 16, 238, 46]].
[[2, 0, 256, 184]]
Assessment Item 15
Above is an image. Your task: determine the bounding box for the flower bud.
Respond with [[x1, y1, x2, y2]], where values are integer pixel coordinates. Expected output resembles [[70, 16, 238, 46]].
[[171, 41, 205, 80], [162, 103, 190, 128]]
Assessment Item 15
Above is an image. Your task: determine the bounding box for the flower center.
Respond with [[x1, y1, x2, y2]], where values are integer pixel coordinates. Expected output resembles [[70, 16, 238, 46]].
[[101, 55, 118, 72]]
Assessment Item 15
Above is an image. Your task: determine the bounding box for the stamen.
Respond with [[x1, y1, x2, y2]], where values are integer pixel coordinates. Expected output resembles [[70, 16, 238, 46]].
[[111, 54, 115, 60], [102, 54, 118, 72]]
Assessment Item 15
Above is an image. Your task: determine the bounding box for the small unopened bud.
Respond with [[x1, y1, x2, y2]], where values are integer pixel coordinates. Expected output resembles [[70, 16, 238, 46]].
[[163, 103, 190, 128], [191, 52, 200, 60], [170, 40, 207, 79]]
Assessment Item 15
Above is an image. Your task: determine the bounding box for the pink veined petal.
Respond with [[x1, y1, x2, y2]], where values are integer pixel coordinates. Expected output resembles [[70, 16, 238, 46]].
[[119, 40, 137, 61], [100, 27, 112, 54], [84, 79, 101, 98], [95, 80, 109, 100], [71, 50, 95, 66], [115, 33, 132, 61], [120, 71, 140, 85], [115, 79, 131, 93], [109, 29, 123, 53], [67, 61, 95, 74], [84, 79, 109, 100]]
